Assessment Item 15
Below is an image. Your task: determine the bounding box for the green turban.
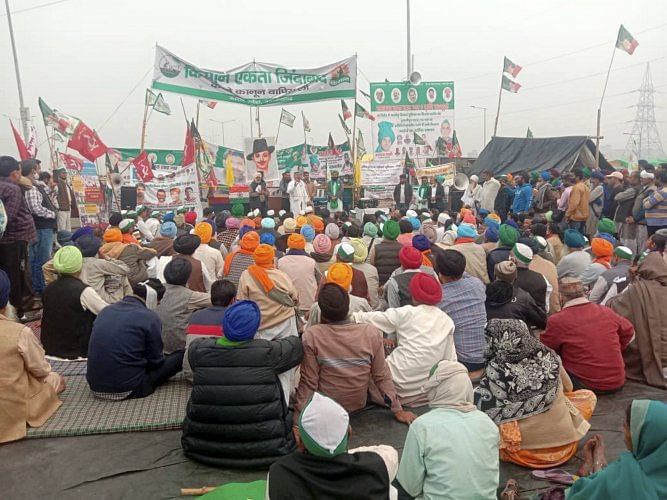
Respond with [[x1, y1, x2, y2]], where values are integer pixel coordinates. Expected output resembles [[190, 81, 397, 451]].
[[53, 246, 83, 275], [125, 211, 138, 220], [435, 175, 445, 183], [176, 206, 187, 215], [363, 222, 378, 238], [383, 219, 400, 240], [597, 217, 616, 235], [582, 167, 592, 179], [498, 224, 520, 247], [231, 204, 245, 217]]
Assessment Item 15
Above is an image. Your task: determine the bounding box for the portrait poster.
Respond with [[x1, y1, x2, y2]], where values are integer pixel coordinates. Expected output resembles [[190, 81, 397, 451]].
[[65, 160, 106, 224], [244, 136, 279, 182], [370, 81, 455, 165]]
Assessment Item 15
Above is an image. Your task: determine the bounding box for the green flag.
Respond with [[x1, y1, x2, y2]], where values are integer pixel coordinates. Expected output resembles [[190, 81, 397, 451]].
[[413, 131, 426, 146], [616, 25, 638, 55], [526, 127, 533, 139], [356, 129, 366, 157], [153, 93, 171, 115], [503, 57, 522, 78], [145, 89, 158, 106], [38, 97, 80, 136], [338, 114, 351, 135], [501, 75, 521, 93]]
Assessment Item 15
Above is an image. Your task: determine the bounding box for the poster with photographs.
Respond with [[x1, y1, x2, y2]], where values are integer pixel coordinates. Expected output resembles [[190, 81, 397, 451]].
[[67, 160, 106, 224], [276, 142, 352, 180], [370, 81, 455, 165], [244, 136, 279, 182]]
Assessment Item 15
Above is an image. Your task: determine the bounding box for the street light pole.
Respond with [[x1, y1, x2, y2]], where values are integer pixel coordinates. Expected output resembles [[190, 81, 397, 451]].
[[470, 105, 488, 148], [209, 119, 236, 145], [406, 0, 411, 79], [5, 0, 30, 141]]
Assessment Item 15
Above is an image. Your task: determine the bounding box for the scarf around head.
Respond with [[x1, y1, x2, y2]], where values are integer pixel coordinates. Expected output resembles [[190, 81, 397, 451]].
[[474, 318, 560, 425], [422, 360, 477, 412]]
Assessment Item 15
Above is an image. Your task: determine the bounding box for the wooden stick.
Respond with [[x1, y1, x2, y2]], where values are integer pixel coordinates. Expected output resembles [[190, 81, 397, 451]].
[[180, 486, 216, 496]]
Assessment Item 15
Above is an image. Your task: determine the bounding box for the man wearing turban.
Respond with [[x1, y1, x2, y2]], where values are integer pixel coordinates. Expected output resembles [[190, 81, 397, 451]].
[[223, 231, 260, 288], [369, 219, 404, 286], [277, 233, 322, 315], [182, 300, 304, 468], [193, 222, 225, 280]]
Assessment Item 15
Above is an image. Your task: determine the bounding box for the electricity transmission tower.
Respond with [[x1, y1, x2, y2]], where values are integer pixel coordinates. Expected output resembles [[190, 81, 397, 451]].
[[625, 63, 664, 161]]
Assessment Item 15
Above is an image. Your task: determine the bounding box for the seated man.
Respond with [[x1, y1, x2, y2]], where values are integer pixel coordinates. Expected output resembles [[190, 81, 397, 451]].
[[511, 242, 549, 312], [383, 246, 437, 309], [485, 261, 547, 330], [41, 246, 108, 359], [541, 277, 635, 393], [268, 392, 399, 500], [436, 250, 487, 375], [396, 361, 499, 500], [156, 258, 212, 355], [182, 300, 303, 468], [353, 273, 457, 407], [87, 279, 184, 400], [297, 282, 415, 425], [556, 229, 591, 279], [193, 221, 225, 279], [588, 246, 633, 304], [0, 270, 65, 443], [183, 279, 236, 382]]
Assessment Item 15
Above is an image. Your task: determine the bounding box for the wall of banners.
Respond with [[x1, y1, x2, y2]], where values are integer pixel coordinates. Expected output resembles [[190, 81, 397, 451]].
[[370, 81, 455, 165], [152, 45, 357, 106]]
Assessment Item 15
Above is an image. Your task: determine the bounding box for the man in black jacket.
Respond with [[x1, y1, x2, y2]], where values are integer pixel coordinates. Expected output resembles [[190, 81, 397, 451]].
[[393, 174, 413, 212], [182, 299, 303, 468]]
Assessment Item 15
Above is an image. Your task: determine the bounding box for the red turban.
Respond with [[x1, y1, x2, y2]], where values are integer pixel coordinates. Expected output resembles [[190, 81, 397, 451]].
[[409, 272, 442, 305], [399, 246, 422, 270]]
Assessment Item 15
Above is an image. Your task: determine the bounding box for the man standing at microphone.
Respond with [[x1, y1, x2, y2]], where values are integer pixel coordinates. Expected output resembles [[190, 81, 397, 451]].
[[287, 169, 309, 215]]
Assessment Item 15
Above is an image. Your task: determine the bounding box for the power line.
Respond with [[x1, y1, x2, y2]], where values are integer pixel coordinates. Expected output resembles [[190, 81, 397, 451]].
[[97, 67, 152, 132], [0, 0, 73, 17]]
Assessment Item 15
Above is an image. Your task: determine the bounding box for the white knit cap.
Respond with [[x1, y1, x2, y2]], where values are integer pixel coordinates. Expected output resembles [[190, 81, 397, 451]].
[[298, 393, 349, 457], [640, 170, 654, 179], [438, 213, 451, 225], [512, 242, 533, 267], [470, 175, 479, 183], [305, 206, 313, 214], [406, 209, 418, 218]]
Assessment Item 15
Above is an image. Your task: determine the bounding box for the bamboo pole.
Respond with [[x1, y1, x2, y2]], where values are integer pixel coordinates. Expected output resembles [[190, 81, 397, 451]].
[[493, 74, 504, 137], [595, 43, 617, 169]]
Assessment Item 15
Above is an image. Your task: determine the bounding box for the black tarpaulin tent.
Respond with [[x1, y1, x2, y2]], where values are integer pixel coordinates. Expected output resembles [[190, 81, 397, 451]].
[[469, 136, 612, 176]]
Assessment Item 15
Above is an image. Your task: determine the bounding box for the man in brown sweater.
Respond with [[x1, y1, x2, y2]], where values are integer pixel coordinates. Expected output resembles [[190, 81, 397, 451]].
[[565, 168, 590, 234]]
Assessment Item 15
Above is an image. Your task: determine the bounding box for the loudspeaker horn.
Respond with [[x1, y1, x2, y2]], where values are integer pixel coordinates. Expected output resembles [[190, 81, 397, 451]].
[[453, 173, 469, 191], [409, 71, 422, 85]]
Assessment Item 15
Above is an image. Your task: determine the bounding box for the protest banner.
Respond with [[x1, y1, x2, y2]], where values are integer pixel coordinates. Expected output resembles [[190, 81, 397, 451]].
[[276, 142, 352, 180], [370, 81, 455, 164], [360, 159, 403, 186], [62, 159, 106, 224], [152, 46, 356, 106], [414, 162, 457, 185]]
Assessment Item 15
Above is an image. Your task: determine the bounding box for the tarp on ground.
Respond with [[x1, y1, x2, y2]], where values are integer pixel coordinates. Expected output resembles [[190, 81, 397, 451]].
[[469, 136, 612, 176]]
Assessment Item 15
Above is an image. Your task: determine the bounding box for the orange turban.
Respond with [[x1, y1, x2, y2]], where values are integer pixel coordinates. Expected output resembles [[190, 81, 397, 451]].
[[460, 207, 472, 218], [311, 217, 325, 232], [194, 222, 213, 244], [253, 216, 262, 227], [288, 233, 306, 250], [253, 244, 275, 268], [239, 218, 256, 229], [296, 215, 308, 228], [103, 228, 122, 243], [487, 213, 501, 224], [122, 233, 139, 244], [326, 263, 353, 291], [240, 231, 260, 251], [591, 237, 613, 258]]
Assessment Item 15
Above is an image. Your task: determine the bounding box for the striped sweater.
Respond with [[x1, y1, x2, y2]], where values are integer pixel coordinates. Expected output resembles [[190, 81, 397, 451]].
[[643, 187, 667, 226]]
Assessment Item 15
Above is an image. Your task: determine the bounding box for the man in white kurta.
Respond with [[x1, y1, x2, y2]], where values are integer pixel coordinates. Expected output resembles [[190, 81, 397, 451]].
[[479, 171, 501, 212], [287, 171, 309, 215], [353, 272, 456, 407]]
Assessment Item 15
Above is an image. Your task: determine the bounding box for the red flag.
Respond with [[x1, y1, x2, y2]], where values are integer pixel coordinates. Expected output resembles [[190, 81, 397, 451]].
[[10, 121, 30, 160], [341, 100, 352, 120], [207, 167, 219, 188], [58, 152, 84, 172], [132, 151, 154, 182], [182, 122, 195, 166], [67, 122, 107, 161]]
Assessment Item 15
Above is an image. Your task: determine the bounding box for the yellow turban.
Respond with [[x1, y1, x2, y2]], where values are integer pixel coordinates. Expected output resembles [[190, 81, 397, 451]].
[[193, 222, 213, 244], [296, 215, 308, 228], [349, 238, 368, 263], [326, 263, 353, 291], [103, 227, 122, 243]]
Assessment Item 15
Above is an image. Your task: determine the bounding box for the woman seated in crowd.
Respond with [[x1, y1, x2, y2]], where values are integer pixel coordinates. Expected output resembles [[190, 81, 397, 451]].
[[474, 319, 596, 469]]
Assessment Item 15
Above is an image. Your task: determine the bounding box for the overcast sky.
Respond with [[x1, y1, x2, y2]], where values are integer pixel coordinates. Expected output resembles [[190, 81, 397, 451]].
[[1, 0, 666, 164]]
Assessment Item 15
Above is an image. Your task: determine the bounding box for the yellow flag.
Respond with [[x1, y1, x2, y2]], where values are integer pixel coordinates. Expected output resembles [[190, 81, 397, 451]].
[[354, 157, 361, 187], [225, 153, 234, 187]]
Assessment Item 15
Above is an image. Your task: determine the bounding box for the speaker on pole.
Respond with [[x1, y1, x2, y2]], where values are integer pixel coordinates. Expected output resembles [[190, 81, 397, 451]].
[[120, 186, 137, 210]]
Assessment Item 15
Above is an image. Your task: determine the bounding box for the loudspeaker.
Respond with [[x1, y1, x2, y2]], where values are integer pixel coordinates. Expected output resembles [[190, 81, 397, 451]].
[[120, 186, 137, 210]]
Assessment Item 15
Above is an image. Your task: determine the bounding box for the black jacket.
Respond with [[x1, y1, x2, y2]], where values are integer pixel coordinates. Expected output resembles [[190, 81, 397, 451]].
[[485, 281, 546, 329], [393, 183, 413, 205], [182, 336, 303, 469], [515, 267, 548, 311], [486, 247, 512, 282]]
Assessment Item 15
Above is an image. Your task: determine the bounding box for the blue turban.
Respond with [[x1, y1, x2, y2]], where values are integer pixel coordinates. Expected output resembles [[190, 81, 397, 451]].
[[260, 232, 276, 246], [412, 234, 430, 251], [485, 226, 499, 242], [596, 232, 618, 246], [483, 216, 500, 230], [261, 217, 276, 230], [239, 225, 254, 238], [0, 269, 10, 309], [457, 223, 477, 239], [478, 208, 490, 218], [163, 212, 175, 223], [222, 300, 261, 342], [506, 219, 519, 229], [564, 229, 586, 248], [72, 226, 94, 242], [160, 221, 177, 238], [540, 171, 551, 181], [408, 217, 421, 231], [300, 224, 315, 242], [377, 121, 395, 144]]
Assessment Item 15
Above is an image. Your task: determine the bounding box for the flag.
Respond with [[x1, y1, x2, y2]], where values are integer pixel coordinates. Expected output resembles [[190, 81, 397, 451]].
[[153, 93, 171, 115], [503, 57, 522, 78], [403, 150, 414, 169], [413, 131, 426, 146], [501, 75, 521, 93], [10, 121, 30, 160], [131, 150, 154, 182], [328, 133, 336, 152], [105, 152, 117, 174], [225, 151, 234, 187], [58, 152, 84, 172], [67, 122, 107, 161], [38, 97, 80, 136], [355, 103, 375, 121], [616, 24, 638, 55], [449, 131, 462, 158], [182, 121, 196, 166], [197, 137, 218, 189], [356, 129, 366, 157], [26, 123, 37, 158], [338, 114, 351, 135], [145, 89, 158, 106], [302, 111, 311, 132], [360, 89, 371, 101], [526, 127, 533, 139], [199, 99, 218, 109], [280, 108, 296, 128], [341, 100, 352, 120], [354, 156, 362, 187]]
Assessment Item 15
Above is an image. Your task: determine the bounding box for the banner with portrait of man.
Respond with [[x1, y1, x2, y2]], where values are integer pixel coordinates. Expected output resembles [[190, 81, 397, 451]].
[[244, 137, 279, 182], [370, 81, 455, 165]]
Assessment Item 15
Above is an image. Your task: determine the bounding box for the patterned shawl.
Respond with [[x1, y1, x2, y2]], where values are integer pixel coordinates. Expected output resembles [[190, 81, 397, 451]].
[[474, 319, 560, 424]]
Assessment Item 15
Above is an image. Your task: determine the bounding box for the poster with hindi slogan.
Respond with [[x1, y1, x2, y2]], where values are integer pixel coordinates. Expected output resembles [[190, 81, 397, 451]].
[[370, 81, 455, 165], [152, 45, 356, 106], [63, 159, 106, 224], [276, 142, 352, 180]]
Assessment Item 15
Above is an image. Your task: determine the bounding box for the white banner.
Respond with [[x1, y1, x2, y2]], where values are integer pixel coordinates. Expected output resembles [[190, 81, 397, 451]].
[[152, 45, 357, 106], [361, 160, 403, 186]]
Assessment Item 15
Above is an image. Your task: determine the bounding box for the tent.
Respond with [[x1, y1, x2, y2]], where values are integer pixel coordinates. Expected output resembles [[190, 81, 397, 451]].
[[469, 136, 612, 176]]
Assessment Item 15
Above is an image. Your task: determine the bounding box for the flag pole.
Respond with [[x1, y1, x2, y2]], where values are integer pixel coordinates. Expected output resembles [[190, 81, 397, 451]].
[[595, 43, 617, 169], [493, 73, 503, 137], [179, 98, 189, 124], [140, 100, 149, 150], [195, 100, 200, 129], [40, 115, 57, 171], [249, 106, 254, 138], [276, 113, 282, 145], [256, 107, 262, 138], [351, 56, 359, 205]]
